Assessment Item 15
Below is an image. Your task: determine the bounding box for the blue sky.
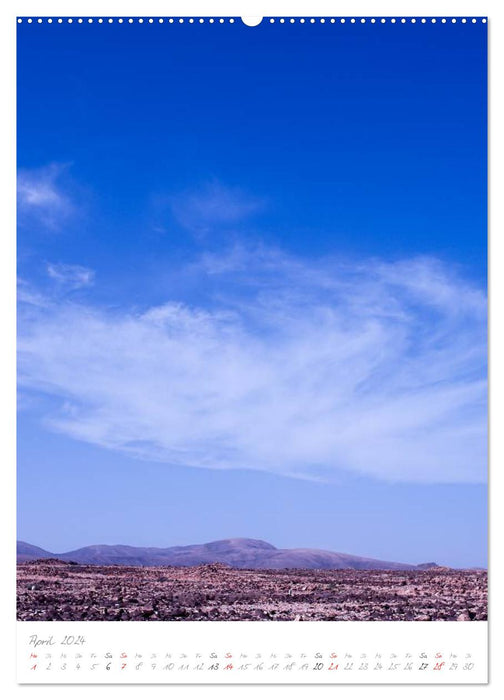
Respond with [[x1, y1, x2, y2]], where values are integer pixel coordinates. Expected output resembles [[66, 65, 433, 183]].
[[17, 19, 487, 567]]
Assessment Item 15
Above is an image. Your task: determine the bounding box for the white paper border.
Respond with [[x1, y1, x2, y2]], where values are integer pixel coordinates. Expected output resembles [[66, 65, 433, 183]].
[[2, 1, 500, 698]]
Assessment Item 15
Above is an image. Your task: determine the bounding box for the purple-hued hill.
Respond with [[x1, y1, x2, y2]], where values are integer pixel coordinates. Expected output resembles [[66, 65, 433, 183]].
[[17, 538, 431, 570]]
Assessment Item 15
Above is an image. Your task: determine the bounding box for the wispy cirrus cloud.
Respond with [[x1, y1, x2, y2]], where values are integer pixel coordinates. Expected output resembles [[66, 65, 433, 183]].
[[17, 163, 74, 230], [169, 182, 262, 236], [17, 278, 49, 308], [17, 248, 487, 485], [47, 263, 95, 290]]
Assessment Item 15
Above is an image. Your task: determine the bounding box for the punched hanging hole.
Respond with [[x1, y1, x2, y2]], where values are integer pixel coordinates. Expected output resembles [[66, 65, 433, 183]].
[[241, 17, 263, 27]]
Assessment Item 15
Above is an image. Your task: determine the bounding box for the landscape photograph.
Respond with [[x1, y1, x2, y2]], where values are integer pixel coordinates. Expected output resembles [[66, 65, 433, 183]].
[[17, 19, 487, 623]]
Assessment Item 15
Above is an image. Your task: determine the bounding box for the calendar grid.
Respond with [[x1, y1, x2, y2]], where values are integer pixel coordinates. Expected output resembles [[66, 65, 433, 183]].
[[17, 621, 488, 684]]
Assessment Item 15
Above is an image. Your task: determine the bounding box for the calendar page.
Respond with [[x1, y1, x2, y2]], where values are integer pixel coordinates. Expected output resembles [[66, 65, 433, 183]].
[[15, 5, 488, 686]]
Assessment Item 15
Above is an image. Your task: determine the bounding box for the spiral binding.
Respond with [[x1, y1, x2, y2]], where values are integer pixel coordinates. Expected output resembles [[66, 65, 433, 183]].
[[16, 17, 488, 26]]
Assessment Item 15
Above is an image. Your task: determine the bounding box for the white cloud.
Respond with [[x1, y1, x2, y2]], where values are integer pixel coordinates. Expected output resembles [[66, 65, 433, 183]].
[[17, 250, 487, 484], [170, 182, 262, 235], [17, 279, 49, 308], [17, 164, 73, 229], [47, 263, 95, 290]]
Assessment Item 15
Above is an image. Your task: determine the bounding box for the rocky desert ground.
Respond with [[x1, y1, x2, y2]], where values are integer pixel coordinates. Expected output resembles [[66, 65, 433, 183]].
[[17, 559, 487, 622]]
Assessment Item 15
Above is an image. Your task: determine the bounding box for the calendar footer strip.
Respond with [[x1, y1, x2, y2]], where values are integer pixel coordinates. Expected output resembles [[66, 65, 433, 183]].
[[17, 620, 488, 684]]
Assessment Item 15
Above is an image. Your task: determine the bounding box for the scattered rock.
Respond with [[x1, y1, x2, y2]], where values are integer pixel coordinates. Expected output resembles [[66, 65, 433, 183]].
[[16, 563, 487, 622], [457, 611, 471, 621]]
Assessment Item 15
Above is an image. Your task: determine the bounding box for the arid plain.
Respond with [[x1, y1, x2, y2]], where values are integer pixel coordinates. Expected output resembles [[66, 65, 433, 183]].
[[17, 559, 487, 622]]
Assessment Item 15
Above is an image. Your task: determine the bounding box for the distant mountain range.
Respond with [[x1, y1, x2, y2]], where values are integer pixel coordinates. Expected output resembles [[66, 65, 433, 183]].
[[17, 538, 440, 570]]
